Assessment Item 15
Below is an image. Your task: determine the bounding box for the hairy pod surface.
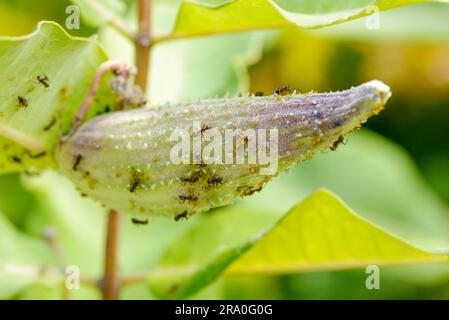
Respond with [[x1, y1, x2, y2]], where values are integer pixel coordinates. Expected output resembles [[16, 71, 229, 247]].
[[55, 80, 391, 220]]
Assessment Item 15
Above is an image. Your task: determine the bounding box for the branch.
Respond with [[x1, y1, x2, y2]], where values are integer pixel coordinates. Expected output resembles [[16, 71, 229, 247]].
[[70, 60, 134, 131], [0, 263, 97, 287], [101, 0, 152, 301], [121, 272, 148, 287], [135, 0, 152, 92], [102, 209, 122, 300]]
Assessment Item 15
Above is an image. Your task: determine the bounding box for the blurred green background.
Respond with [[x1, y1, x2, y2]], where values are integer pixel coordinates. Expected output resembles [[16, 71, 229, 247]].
[[1, 0, 449, 299]]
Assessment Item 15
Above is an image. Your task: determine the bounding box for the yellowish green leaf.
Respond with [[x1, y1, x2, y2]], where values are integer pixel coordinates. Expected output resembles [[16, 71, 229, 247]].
[[228, 190, 448, 275], [0, 22, 118, 173], [160, 0, 449, 42], [149, 189, 449, 298]]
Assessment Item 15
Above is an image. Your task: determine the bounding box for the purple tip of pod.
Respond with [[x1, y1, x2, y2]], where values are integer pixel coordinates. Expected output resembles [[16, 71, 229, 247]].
[[262, 80, 392, 161], [259, 80, 391, 127]]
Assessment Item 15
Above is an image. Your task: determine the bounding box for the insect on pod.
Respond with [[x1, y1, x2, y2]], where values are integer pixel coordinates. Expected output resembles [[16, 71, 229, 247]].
[[55, 80, 391, 220]]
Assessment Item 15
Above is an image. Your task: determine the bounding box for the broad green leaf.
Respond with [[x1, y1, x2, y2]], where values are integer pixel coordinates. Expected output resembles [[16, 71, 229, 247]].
[[274, 0, 376, 13], [169, 0, 291, 40], [222, 130, 449, 298], [148, 190, 449, 298], [0, 21, 118, 173], [227, 190, 448, 274], [165, 0, 449, 41], [243, 130, 449, 249], [188, 0, 234, 7], [71, 0, 449, 43]]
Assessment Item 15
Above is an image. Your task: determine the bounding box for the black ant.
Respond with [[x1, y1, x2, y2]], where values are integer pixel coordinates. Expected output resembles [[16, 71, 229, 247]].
[[131, 218, 148, 225], [29, 151, 47, 159], [274, 85, 291, 97], [12, 156, 22, 163], [37, 75, 50, 88], [72, 154, 83, 171], [175, 211, 189, 222], [180, 176, 199, 185], [18, 96, 28, 107], [197, 161, 207, 168], [194, 125, 211, 137], [207, 176, 223, 188], [43, 117, 56, 131], [178, 194, 198, 203], [330, 135, 346, 151], [129, 178, 140, 193], [128, 167, 148, 193], [200, 125, 210, 134]]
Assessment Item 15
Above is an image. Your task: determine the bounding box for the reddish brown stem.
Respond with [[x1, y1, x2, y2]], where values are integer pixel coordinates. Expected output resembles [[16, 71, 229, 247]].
[[135, 0, 152, 92], [102, 209, 122, 300], [101, 0, 152, 301], [71, 61, 132, 131]]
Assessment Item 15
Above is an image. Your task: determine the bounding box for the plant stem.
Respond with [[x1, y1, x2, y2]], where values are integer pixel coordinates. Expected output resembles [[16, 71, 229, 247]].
[[135, 0, 152, 91], [102, 209, 122, 300], [71, 61, 133, 131], [101, 0, 152, 301], [0, 263, 97, 288]]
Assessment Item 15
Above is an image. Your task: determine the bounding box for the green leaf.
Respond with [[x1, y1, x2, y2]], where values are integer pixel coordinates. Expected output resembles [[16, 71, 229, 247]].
[[0, 211, 58, 299], [188, 0, 235, 8], [0, 21, 118, 173], [165, 0, 449, 41], [169, 0, 291, 40], [71, 0, 449, 43], [149, 189, 449, 299], [227, 190, 448, 274], [274, 0, 376, 13], [244, 130, 449, 249], [191, 130, 449, 299]]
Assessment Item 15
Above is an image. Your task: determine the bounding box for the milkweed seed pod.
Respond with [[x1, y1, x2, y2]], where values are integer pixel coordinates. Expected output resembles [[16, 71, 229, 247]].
[[55, 80, 391, 220]]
